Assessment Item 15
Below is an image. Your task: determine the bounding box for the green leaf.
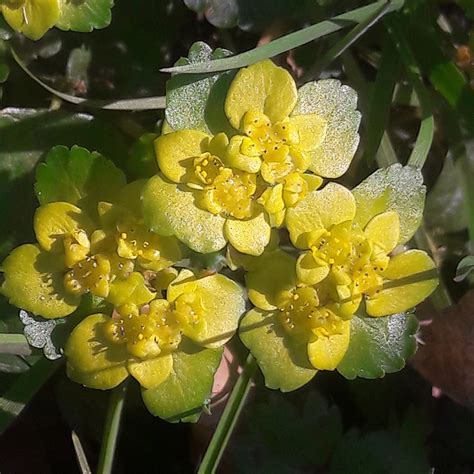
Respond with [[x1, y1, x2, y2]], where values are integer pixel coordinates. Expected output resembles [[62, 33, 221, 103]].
[[161, 0, 404, 74], [0, 108, 127, 262], [35, 145, 126, 219], [56, 0, 114, 32], [402, 1, 474, 136], [239, 309, 316, 392], [352, 163, 426, 245], [364, 34, 400, 165], [165, 42, 233, 134], [454, 256, 474, 283], [425, 153, 467, 233], [141, 339, 223, 422], [337, 309, 418, 380], [385, 15, 434, 169]]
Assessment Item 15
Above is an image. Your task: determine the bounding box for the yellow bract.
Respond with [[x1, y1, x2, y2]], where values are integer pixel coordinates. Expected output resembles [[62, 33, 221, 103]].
[[1, 0, 60, 40], [65, 270, 246, 390], [149, 59, 360, 256], [242, 182, 438, 380], [2, 194, 183, 319]]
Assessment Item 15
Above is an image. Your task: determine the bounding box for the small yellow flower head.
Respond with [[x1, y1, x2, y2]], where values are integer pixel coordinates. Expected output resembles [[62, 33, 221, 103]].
[[1, 0, 60, 40], [240, 177, 438, 392], [64, 269, 246, 393], [1, 180, 182, 320], [143, 59, 361, 256]]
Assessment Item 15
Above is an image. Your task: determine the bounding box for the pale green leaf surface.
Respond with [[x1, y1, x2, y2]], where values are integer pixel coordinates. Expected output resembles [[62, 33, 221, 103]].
[[352, 163, 425, 244], [142, 174, 226, 254], [239, 309, 316, 392], [141, 339, 222, 422]]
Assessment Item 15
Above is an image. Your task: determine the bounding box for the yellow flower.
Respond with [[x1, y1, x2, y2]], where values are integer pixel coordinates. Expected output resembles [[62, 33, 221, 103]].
[[1, 183, 182, 319], [1, 0, 60, 40], [240, 181, 438, 392], [143, 60, 361, 256], [65, 269, 246, 417]]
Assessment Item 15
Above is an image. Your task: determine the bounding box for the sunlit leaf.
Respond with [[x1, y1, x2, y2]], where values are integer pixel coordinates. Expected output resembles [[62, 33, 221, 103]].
[[337, 309, 418, 379]]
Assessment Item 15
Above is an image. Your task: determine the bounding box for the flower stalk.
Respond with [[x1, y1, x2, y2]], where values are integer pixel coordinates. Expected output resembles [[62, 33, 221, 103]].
[[97, 381, 128, 474]]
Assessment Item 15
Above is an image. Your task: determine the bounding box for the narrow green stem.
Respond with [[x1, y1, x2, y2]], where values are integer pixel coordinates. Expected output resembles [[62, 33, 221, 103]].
[[97, 381, 128, 474], [198, 354, 257, 474]]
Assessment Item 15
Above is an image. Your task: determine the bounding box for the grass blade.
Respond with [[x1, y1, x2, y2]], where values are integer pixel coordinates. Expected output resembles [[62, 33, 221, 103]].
[[0, 333, 31, 356], [385, 15, 434, 169], [72, 430, 92, 474], [302, 1, 393, 82], [162, 0, 404, 74], [11, 48, 166, 110], [364, 34, 400, 164], [198, 354, 257, 474], [97, 381, 128, 474]]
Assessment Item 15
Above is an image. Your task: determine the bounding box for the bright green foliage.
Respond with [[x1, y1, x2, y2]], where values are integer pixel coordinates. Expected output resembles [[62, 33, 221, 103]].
[[337, 310, 419, 379], [35, 145, 126, 219], [141, 340, 223, 422], [0, 0, 113, 40], [56, 0, 114, 32]]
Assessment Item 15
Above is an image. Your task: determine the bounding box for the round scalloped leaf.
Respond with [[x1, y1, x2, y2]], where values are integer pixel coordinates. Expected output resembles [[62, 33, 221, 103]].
[[35, 145, 126, 219], [239, 308, 317, 392], [165, 42, 233, 134], [56, 0, 114, 32], [292, 79, 361, 178], [142, 174, 226, 254], [141, 339, 223, 422], [337, 310, 418, 380], [1, 244, 80, 319], [352, 164, 426, 245]]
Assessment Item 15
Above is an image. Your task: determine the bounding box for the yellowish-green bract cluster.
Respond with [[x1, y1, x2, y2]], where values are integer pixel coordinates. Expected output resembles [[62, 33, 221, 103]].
[[0, 59, 438, 419], [0, 0, 113, 40]]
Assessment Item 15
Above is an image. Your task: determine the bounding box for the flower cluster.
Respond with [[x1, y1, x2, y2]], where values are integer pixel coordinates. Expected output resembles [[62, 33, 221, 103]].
[[143, 60, 361, 256], [0, 57, 438, 420]]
